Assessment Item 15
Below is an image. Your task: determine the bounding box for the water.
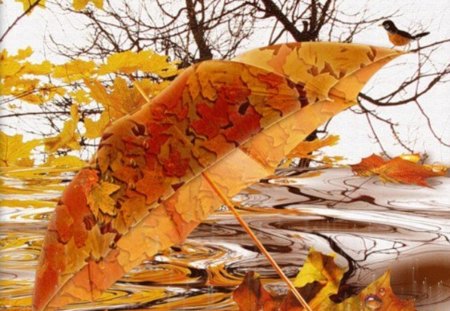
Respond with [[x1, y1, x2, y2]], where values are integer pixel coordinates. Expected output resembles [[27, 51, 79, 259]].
[[1, 166, 449, 310]]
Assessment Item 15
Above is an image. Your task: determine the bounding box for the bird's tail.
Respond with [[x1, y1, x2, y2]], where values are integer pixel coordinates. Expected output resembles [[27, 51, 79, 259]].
[[414, 31, 430, 39]]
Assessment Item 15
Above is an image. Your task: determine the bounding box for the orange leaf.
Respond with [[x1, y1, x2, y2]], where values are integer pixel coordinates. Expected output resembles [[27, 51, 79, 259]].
[[351, 154, 445, 186], [288, 135, 340, 159]]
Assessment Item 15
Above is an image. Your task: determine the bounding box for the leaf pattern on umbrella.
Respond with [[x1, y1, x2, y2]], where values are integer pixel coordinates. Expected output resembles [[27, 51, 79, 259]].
[[33, 42, 402, 311]]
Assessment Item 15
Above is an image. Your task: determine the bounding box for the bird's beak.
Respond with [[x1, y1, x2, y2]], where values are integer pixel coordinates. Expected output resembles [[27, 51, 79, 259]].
[[378, 23, 383, 27]]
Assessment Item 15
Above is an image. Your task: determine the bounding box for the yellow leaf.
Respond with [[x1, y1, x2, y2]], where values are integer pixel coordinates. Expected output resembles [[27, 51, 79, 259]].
[[44, 104, 80, 152], [87, 181, 120, 217], [44, 155, 87, 169], [288, 135, 340, 159], [98, 50, 178, 77], [84, 111, 111, 139], [0, 132, 41, 167], [15, 0, 45, 13], [73, 0, 103, 11], [53, 59, 95, 82]]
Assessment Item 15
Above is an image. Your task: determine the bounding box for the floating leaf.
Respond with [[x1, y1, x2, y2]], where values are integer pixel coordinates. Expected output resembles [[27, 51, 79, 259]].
[[233, 250, 415, 311], [33, 42, 402, 310], [351, 154, 446, 186]]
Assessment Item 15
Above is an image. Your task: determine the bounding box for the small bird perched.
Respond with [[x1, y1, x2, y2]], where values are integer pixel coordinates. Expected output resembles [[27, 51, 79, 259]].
[[381, 20, 430, 46]]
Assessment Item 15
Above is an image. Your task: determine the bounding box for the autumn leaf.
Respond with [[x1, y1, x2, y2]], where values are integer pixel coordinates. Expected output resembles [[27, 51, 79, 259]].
[[15, 0, 45, 13], [338, 271, 415, 310], [288, 135, 340, 159], [232, 271, 280, 311], [87, 181, 120, 218], [84, 111, 111, 139], [232, 250, 415, 311], [293, 249, 345, 309], [0, 132, 41, 167], [351, 154, 446, 186], [44, 104, 80, 152], [72, 0, 103, 11], [350, 154, 386, 176], [98, 50, 178, 77]]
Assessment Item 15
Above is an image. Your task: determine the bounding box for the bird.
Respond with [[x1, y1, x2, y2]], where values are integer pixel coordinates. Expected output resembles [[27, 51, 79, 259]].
[[381, 20, 429, 46]]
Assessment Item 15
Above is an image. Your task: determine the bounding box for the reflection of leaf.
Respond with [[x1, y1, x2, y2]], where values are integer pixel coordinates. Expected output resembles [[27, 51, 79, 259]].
[[33, 42, 402, 310], [232, 250, 415, 311], [351, 154, 446, 186], [0, 132, 41, 167]]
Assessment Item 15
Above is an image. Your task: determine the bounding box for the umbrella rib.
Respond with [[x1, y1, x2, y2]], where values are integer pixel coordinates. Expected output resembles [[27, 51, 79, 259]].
[[202, 172, 312, 311]]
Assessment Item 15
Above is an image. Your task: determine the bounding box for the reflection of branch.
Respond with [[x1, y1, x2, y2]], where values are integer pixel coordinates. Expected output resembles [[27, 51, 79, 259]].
[[0, 0, 42, 42]]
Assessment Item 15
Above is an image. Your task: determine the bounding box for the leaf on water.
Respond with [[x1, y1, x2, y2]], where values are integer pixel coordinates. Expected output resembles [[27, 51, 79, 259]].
[[351, 154, 446, 186], [232, 250, 415, 311], [232, 271, 281, 311]]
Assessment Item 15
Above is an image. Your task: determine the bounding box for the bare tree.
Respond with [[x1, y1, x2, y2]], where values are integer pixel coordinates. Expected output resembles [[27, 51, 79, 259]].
[[4, 0, 449, 163]]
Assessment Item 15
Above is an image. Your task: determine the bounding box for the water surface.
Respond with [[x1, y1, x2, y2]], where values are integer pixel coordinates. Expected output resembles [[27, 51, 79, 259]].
[[1, 166, 449, 310]]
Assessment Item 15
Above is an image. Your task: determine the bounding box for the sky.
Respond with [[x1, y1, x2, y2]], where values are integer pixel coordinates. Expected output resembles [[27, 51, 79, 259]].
[[1, 0, 449, 164]]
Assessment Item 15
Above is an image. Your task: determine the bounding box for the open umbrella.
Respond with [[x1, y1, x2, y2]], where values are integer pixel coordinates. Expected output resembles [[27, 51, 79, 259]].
[[33, 42, 402, 310]]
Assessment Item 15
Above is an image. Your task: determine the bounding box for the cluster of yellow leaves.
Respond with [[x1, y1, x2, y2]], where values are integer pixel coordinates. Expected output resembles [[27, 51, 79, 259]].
[[13, 0, 103, 13], [0, 47, 179, 167], [233, 249, 415, 311], [351, 154, 447, 187]]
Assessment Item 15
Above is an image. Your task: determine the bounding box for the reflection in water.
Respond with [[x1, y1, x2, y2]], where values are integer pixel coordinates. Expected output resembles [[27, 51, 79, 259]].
[[0, 167, 449, 310]]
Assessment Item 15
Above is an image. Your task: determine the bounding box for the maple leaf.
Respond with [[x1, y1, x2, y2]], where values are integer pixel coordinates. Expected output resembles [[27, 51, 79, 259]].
[[288, 135, 340, 159], [351, 154, 446, 186], [232, 271, 281, 311], [44, 104, 81, 152], [0, 132, 41, 167], [84, 111, 111, 139], [232, 250, 415, 311], [87, 181, 120, 218]]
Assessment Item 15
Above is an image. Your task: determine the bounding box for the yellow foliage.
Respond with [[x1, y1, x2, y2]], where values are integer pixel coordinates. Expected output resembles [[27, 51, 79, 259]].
[[15, 0, 45, 13], [44, 104, 80, 152], [0, 132, 41, 167], [72, 0, 103, 11], [53, 59, 96, 82], [84, 111, 110, 139], [98, 50, 179, 77]]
